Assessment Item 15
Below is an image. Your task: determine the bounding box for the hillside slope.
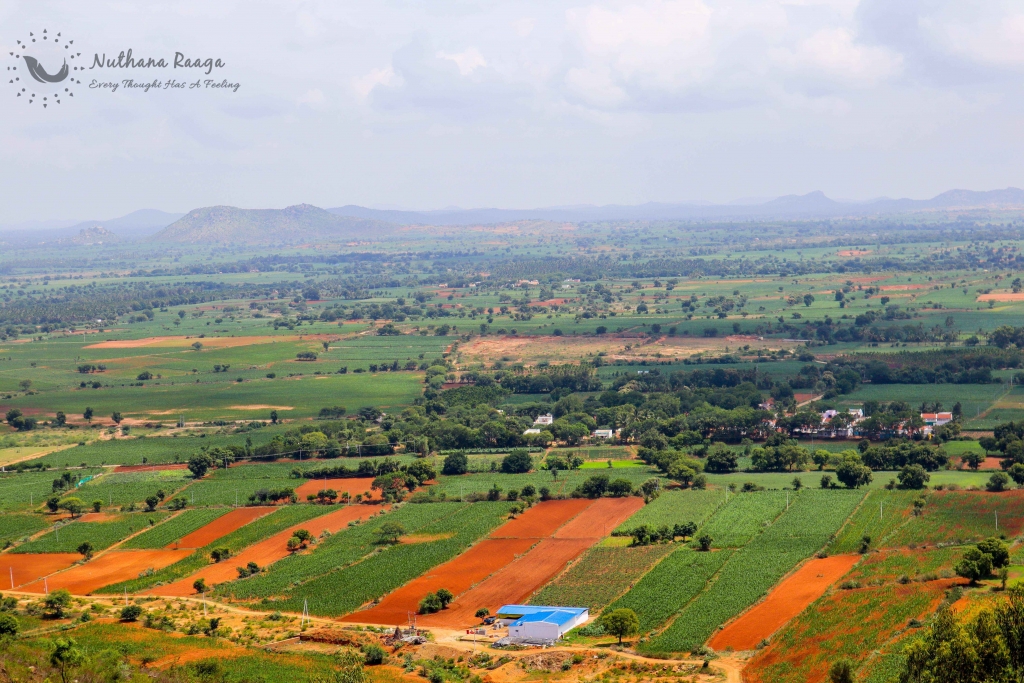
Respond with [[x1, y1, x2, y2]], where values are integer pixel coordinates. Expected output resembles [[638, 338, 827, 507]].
[[150, 204, 393, 244]]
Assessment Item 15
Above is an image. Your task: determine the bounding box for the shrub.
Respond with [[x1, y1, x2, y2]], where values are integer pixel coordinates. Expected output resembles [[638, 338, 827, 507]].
[[501, 450, 533, 474], [120, 605, 143, 622], [362, 643, 387, 665]]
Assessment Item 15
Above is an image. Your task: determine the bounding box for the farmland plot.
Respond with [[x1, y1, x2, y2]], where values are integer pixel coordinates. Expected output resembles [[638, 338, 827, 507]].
[[698, 491, 791, 548], [613, 489, 725, 535], [607, 548, 734, 633], [12, 512, 171, 553], [887, 490, 1024, 547], [121, 508, 248, 549], [643, 489, 863, 653], [75, 470, 192, 508], [829, 489, 920, 554], [0, 469, 103, 512], [529, 544, 677, 612], [0, 513, 49, 546]]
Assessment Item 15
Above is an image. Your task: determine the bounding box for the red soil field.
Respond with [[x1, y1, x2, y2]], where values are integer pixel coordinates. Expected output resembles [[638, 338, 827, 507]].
[[150, 505, 382, 597], [418, 497, 646, 628], [170, 507, 275, 549], [76, 512, 120, 523], [0, 553, 79, 589], [343, 538, 538, 625], [114, 463, 189, 473], [21, 550, 193, 595], [490, 499, 592, 538], [293, 478, 377, 502], [709, 555, 861, 651]]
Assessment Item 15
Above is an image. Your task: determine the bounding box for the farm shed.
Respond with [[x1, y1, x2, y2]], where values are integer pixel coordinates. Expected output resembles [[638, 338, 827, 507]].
[[497, 605, 589, 642]]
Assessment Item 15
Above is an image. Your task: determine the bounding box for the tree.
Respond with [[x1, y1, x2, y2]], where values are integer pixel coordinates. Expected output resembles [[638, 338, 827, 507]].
[[44, 589, 72, 619], [83, 407, 94, 422], [76, 541, 94, 561], [120, 605, 142, 622], [961, 451, 984, 470], [145, 495, 159, 512], [978, 537, 1010, 569], [812, 450, 830, 470], [901, 607, 1010, 683], [835, 453, 872, 489], [58, 497, 85, 518], [501, 449, 533, 474], [640, 478, 661, 503], [270, 409, 278, 424], [956, 547, 994, 585], [193, 578, 207, 594], [601, 608, 640, 644], [828, 659, 855, 683], [49, 636, 86, 683], [442, 452, 468, 475], [187, 453, 215, 479], [803, 294, 815, 307], [362, 643, 387, 665], [1009, 463, 1024, 486], [607, 479, 634, 497], [475, 608, 490, 619], [436, 588, 454, 608], [192, 341, 203, 351], [111, 412, 123, 425], [996, 584, 1024, 673], [92, 500, 102, 513], [0, 612, 18, 637], [419, 592, 443, 614], [19, 379, 32, 391], [988, 471, 1011, 493], [54, 411, 66, 427], [697, 533, 713, 551], [897, 464, 930, 490], [705, 444, 738, 473], [375, 522, 406, 545]]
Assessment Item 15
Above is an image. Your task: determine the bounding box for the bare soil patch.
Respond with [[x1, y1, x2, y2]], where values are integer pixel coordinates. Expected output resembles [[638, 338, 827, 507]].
[[76, 512, 120, 523], [978, 292, 1024, 302], [294, 477, 377, 501], [114, 463, 189, 473], [837, 250, 872, 257], [227, 405, 294, 411], [709, 554, 861, 651], [170, 507, 275, 549], [21, 550, 193, 595], [0, 553, 80, 588], [400, 533, 456, 544], [491, 499, 592, 538]]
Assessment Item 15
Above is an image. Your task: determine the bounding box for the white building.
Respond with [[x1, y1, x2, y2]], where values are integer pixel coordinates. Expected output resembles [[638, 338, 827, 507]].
[[534, 414, 554, 425], [498, 605, 589, 643]]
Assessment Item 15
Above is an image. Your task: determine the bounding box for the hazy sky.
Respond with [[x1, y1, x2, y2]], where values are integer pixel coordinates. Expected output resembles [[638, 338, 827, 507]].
[[2, 0, 1024, 222]]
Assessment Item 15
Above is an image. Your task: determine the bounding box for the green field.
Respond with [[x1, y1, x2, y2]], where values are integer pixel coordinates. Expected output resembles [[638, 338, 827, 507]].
[[12, 512, 171, 553], [120, 507, 232, 549], [613, 489, 726, 534], [0, 513, 49, 546]]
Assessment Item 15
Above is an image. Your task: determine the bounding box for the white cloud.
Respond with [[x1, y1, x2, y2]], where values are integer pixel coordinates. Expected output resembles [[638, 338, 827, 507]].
[[513, 18, 537, 37], [565, 66, 628, 107], [436, 47, 487, 76], [298, 89, 326, 107], [923, 9, 1024, 68], [771, 28, 904, 86], [351, 66, 402, 102]]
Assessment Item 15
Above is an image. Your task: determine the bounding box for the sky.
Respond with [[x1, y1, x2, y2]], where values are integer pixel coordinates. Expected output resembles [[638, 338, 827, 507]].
[[2, 0, 1024, 223]]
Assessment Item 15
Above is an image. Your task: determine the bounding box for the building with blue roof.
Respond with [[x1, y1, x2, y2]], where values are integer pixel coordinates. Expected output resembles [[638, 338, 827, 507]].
[[496, 604, 589, 642]]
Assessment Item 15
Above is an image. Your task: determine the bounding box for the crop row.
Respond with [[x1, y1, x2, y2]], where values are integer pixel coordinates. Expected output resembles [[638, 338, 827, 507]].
[[644, 489, 864, 653], [613, 489, 725, 535], [217, 502, 465, 600], [887, 490, 1023, 547], [0, 469, 104, 513], [698, 491, 790, 548], [828, 489, 920, 554], [606, 548, 734, 633], [13, 512, 172, 554], [97, 504, 335, 594], [429, 468, 656, 499], [258, 501, 514, 617], [121, 508, 231, 549], [0, 513, 49, 547], [77, 470, 193, 507]]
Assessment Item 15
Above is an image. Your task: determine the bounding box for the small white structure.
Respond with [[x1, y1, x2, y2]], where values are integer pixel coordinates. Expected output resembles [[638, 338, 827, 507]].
[[523, 428, 541, 435], [592, 429, 614, 439], [534, 414, 554, 425], [922, 412, 953, 426], [498, 605, 589, 643]]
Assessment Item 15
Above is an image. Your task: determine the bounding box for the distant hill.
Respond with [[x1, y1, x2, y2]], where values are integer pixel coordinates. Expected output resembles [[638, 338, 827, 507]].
[[329, 187, 1024, 225], [150, 204, 394, 245], [56, 226, 121, 246]]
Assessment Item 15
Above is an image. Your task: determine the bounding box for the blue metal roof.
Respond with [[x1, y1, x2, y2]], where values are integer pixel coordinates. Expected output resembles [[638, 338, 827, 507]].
[[498, 605, 588, 629]]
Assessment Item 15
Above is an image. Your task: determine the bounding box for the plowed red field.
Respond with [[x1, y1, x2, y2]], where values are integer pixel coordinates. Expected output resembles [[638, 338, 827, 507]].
[[491, 499, 592, 538], [150, 505, 382, 596], [418, 496, 645, 628], [21, 550, 193, 595], [294, 478, 377, 501], [0, 553, 80, 589], [171, 507, 275, 549], [709, 554, 861, 651]]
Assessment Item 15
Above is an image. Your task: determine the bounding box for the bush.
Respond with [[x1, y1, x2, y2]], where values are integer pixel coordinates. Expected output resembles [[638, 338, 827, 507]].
[[362, 643, 387, 665], [442, 453, 468, 475], [897, 464, 930, 490], [0, 613, 18, 637], [419, 592, 443, 614], [987, 471, 1011, 492], [120, 605, 143, 622]]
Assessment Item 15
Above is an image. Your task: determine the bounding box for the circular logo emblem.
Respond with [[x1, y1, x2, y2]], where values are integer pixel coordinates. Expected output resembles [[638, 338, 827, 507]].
[[7, 29, 83, 106]]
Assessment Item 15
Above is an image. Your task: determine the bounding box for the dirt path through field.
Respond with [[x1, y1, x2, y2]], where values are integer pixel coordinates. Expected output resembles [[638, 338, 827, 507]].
[[0, 553, 80, 588], [708, 554, 861, 651], [20, 550, 193, 595], [419, 497, 644, 628], [170, 507, 276, 549], [149, 505, 382, 597]]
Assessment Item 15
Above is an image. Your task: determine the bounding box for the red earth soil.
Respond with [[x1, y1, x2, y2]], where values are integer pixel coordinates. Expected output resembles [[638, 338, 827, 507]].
[[76, 512, 121, 522], [20, 550, 193, 595], [293, 478, 378, 501], [342, 499, 596, 624], [170, 507, 276, 549], [149, 505, 382, 597], [0, 554, 80, 589], [709, 555, 861, 651], [114, 463, 189, 473], [418, 497, 645, 629]]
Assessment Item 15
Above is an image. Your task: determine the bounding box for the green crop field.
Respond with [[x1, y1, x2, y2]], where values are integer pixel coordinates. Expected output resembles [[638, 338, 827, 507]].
[[698, 491, 791, 548], [98, 504, 336, 594], [0, 513, 49, 547], [75, 469, 194, 508], [12, 512, 171, 553], [0, 469, 104, 512], [257, 501, 514, 617], [217, 502, 464, 601], [607, 547, 734, 633], [613, 489, 726, 534], [430, 468, 657, 500], [829, 489, 920, 553], [644, 489, 864, 653], [886, 490, 1021, 547], [530, 544, 677, 613], [120, 508, 232, 549]]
